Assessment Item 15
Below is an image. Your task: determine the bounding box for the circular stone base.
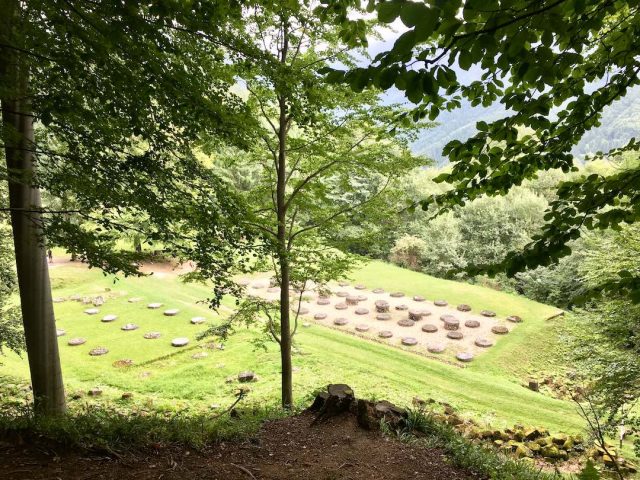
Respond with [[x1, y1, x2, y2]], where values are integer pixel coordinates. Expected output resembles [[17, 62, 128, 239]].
[[336, 291, 349, 297], [434, 300, 448, 307], [464, 320, 480, 328], [375, 300, 389, 312], [390, 292, 404, 298], [355, 307, 369, 315], [394, 304, 408, 311], [440, 314, 457, 322], [84, 308, 99, 315], [355, 324, 370, 332], [128, 297, 142, 303], [491, 325, 509, 335], [333, 318, 348, 326], [420, 310, 432, 317], [397, 318, 415, 327], [376, 313, 391, 321], [354, 284, 366, 290], [356, 295, 368, 302], [292, 307, 309, 315], [314, 313, 327, 320], [447, 331, 463, 340], [338, 281, 350, 287], [378, 330, 393, 338], [401, 336, 418, 346], [164, 309, 180, 316], [89, 347, 109, 356], [457, 304, 472, 312], [191, 317, 206, 325], [335, 303, 348, 310], [171, 337, 189, 347], [121, 323, 139, 331], [507, 315, 523, 323], [144, 332, 161, 339], [68, 338, 86, 346], [475, 338, 494, 348], [147, 303, 163, 309], [413, 295, 426, 302], [101, 315, 117, 323], [456, 352, 474, 362], [346, 296, 359, 306], [427, 343, 445, 353], [443, 318, 460, 330], [317, 298, 331, 305], [481, 310, 496, 317], [56, 328, 66, 337], [421, 324, 438, 333], [372, 288, 385, 294], [408, 309, 423, 321]]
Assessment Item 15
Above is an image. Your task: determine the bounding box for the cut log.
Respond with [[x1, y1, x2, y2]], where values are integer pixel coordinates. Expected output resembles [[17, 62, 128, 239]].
[[312, 384, 355, 424]]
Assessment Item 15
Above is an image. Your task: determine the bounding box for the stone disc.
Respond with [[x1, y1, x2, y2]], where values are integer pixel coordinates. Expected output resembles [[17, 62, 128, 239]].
[[333, 318, 348, 326], [84, 308, 99, 315], [376, 313, 391, 321], [372, 288, 385, 294], [101, 314, 117, 323], [356, 295, 367, 302], [507, 315, 523, 323], [397, 318, 415, 327], [191, 317, 206, 325], [314, 313, 327, 320], [456, 352, 474, 363], [413, 295, 426, 302], [317, 298, 331, 305], [164, 309, 180, 316], [354, 284, 366, 290], [121, 323, 139, 331], [355, 307, 369, 315], [420, 310, 432, 317], [447, 331, 463, 340], [408, 309, 423, 321], [53, 297, 66, 303], [443, 317, 460, 330], [427, 343, 445, 353], [390, 292, 404, 298], [481, 310, 496, 317], [434, 300, 448, 307], [394, 304, 408, 311], [475, 338, 494, 348], [144, 332, 161, 339], [401, 336, 418, 346], [236, 279, 250, 286], [147, 303, 163, 309], [355, 324, 370, 332], [421, 324, 438, 333], [171, 337, 189, 347], [128, 297, 142, 303], [89, 347, 109, 356], [338, 281, 350, 287], [335, 303, 348, 310], [464, 320, 480, 328], [56, 328, 66, 337], [457, 304, 472, 312], [491, 325, 509, 335], [68, 337, 86, 346], [378, 330, 393, 338], [346, 296, 360, 305], [440, 314, 457, 322], [336, 291, 349, 297], [292, 307, 309, 315]]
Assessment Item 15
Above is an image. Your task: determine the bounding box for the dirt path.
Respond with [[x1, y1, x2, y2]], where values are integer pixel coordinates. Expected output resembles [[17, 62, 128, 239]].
[[0, 412, 481, 480]]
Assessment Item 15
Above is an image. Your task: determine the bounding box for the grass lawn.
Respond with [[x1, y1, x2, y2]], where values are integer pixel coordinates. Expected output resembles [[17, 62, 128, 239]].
[[1, 259, 583, 436]]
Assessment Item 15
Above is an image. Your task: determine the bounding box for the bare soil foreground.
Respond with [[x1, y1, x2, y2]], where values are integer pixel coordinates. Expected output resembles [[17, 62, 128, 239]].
[[0, 411, 480, 480]]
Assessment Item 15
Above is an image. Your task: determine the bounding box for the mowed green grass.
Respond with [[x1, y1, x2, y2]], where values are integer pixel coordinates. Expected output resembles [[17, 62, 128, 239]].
[[0, 260, 583, 434]]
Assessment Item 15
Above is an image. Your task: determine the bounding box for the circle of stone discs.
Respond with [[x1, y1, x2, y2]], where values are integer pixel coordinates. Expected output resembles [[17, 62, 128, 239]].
[[101, 314, 117, 323], [356, 295, 367, 302], [457, 304, 472, 312], [421, 324, 438, 333], [171, 337, 189, 347], [68, 337, 86, 346], [56, 328, 66, 337], [481, 310, 496, 317], [336, 291, 349, 297], [372, 288, 385, 294], [355, 307, 369, 315], [317, 298, 331, 305], [390, 292, 404, 298], [355, 324, 369, 332], [113, 359, 134, 368], [408, 309, 423, 321], [456, 352, 474, 363], [507, 315, 523, 323], [164, 309, 180, 316], [401, 336, 418, 346], [491, 325, 509, 335], [338, 281, 350, 287], [475, 338, 494, 348], [84, 308, 99, 315], [464, 320, 480, 328], [376, 313, 391, 321], [447, 331, 463, 340], [267, 287, 280, 293], [128, 297, 142, 303], [314, 313, 327, 320], [413, 295, 426, 302], [354, 284, 366, 290], [333, 318, 348, 326], [89, 347, 109, 356], [147, 303, 163, 309], [192, 352, 208, 360], [335, 303, 348, 310], [427, 343, 445, 353], [443, 318, 460, 330], [121, 323, 139, 331], [434, 300, 448, 307], [144, 332, 161, 339], [346, 296, 360, 305], [397, 318, 415, 327], [395, 304, 408, 311], [378, 330, 393, 338], [191, 317, 206, 325]]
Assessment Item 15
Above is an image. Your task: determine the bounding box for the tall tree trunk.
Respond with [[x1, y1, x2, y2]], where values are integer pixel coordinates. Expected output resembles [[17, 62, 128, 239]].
[[0, 0, 66, 415]]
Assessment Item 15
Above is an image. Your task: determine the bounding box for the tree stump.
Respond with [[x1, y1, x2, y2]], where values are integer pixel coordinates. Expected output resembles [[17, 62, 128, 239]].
[[443, 317, 460, 330], [375, 300, 389, 313], [390, 292, 404, 298], [421, 324, 438, 333], [355, 324, 370, 332], [378, 330, 393, 338], [312, 384, 355, 424], [507, 315, 523, 323], [474, 338, 493, 348], [376, 313, 391, 321], [357, 399, 406, 430], [427, 343, 445, 353], [457, 304, 472, 312], [481, 310, 496, 317], [333, 318, 348, 326], [434, 300, 448, 307], [346, 296, 359, 306], [314, 313, 327, 320], [447, 331, 463, 340], [528, 380, 539, 392], [394, 304, 408, 311], [408, 309, 423, 321], [491, 325, 509, 335], [464, 320, 480, 328], [401, 336, 418, 346], [397, 318, 415, 327], [238, 371, 256, 383], [317, 298, 331, 305]]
